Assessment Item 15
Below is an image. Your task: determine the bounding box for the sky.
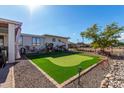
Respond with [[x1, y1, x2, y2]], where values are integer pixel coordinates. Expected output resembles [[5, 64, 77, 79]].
[[0, 5, 124, 43]]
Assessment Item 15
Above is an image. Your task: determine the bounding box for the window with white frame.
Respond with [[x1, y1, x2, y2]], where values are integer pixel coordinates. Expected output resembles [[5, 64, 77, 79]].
[[19, 36, 23, 46], [32, 37, 41, 46]]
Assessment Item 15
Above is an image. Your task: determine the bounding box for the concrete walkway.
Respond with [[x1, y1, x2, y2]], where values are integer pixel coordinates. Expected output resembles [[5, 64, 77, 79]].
[[0, 63, 15, 88]]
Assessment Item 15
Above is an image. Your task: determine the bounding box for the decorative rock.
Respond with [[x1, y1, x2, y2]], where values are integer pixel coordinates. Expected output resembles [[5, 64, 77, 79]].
[[108, 85, 113, 88], [100, 78, 109, 88], [109, 76, 114, 80], [105, 73, 112, 78], [100, 51, 124, 88], [101, 80, 106, 86], [101, 85, 107, 88], [121, 83, 124, 87]]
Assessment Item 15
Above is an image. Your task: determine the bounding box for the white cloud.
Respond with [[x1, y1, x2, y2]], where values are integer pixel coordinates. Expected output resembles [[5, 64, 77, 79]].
[[118, 33, 124, 42]]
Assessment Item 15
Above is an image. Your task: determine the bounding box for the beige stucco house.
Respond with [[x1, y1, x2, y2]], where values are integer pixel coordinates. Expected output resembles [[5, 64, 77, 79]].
[[19, 33, 45, 51], [0, 18, 69, 63], [42, 34, 69, 49], [20, 33, 69, 52], [0, 18, 22, 63]]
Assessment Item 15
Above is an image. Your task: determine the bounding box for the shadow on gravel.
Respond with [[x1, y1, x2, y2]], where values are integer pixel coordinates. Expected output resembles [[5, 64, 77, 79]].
[[0, 63, 13, 84], [109, 54, 124, 60]]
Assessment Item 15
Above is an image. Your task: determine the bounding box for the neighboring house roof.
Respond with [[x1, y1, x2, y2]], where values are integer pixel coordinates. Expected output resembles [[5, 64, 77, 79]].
[[0, 18, 22, 25], [68, 41, 76, 44], [42, 34, 70, 39], [21, 33, 70, 40], [21, 33, 44, 38]]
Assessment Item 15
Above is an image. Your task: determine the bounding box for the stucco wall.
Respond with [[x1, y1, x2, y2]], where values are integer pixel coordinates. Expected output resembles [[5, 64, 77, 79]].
[[44, 36, 68, 48], [21, 35, 45, 50], [23, 36, 32, 46], [20, 35, 69, 50]]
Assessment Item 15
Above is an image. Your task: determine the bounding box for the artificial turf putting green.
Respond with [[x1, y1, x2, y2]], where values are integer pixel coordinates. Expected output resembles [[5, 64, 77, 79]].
[[46, 55, 93, 67], [27, 52, 101, 84]]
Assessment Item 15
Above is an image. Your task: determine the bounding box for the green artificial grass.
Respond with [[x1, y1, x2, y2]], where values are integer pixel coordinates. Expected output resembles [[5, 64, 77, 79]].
[[27, 52, 101, 84], [46, 55, 93, 67]]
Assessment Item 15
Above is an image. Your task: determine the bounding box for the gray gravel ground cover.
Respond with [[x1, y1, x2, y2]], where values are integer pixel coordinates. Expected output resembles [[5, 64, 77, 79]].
[[14, 57, 56, 88], [64, 61, 110, 88]]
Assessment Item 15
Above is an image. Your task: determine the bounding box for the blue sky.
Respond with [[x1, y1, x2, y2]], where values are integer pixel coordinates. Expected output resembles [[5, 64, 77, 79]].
[[0, 5, 124, 43]]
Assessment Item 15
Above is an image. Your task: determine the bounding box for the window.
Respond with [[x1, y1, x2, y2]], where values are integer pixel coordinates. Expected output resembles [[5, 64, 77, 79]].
[[32, 37, 36, 45], [37, 38, 41, 45], [52, 38, 56, 42], [32, 37, 41, 46], [19, 36, 23, 46], [0, 36, 4, 47]]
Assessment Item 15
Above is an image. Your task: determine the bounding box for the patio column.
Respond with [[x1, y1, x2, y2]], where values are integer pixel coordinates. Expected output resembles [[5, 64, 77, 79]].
[[8, 23, 15, 63]]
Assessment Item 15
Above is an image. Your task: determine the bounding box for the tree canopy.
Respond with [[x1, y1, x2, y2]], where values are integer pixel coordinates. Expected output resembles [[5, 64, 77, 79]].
[[80, 23, 124, 50]]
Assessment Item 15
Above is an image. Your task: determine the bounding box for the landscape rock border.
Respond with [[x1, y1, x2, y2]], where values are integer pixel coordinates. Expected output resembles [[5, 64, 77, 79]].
[[100, 60, 123, 88]]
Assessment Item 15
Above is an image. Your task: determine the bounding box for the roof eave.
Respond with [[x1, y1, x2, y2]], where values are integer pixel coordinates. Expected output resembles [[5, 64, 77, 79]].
[[0, 18, 22, 25]]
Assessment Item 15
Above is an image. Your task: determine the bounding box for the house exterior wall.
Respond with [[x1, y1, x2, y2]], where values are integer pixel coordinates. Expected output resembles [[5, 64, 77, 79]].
[[20, 34, 69, 51], [22, 36, 32, 46], [44, 36, 69, 49], [20, 35, 45, 50]]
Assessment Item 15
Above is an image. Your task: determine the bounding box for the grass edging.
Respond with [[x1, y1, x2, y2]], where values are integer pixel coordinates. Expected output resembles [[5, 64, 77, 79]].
[[25, 56, 107, 88]]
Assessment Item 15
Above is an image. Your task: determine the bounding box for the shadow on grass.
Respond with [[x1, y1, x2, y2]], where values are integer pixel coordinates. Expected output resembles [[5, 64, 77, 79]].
[[27, 51, 79, 59]]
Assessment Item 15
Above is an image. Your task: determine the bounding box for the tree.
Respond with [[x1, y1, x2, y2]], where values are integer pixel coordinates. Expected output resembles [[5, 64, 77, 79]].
[[80, 23, 124, 53]]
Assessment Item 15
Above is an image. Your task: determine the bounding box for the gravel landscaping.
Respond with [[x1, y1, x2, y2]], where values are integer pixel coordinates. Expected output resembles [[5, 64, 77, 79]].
[[100, 51, 124, 88], [14, 57, 56, 88], [64, 61, 110, 88]]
